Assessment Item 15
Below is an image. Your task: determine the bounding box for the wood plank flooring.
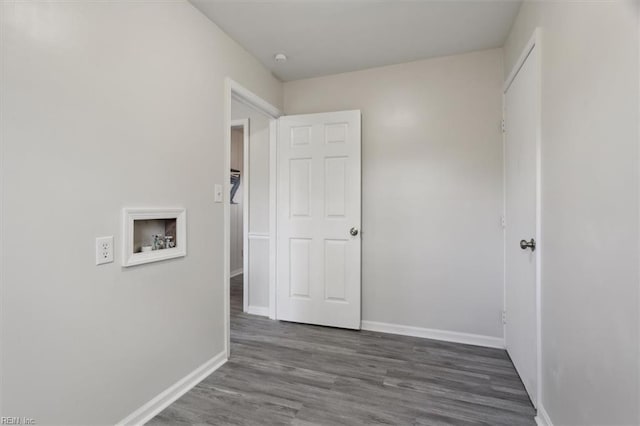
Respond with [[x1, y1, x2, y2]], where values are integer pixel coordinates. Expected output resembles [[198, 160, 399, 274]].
[[150, 275, 535, 425]]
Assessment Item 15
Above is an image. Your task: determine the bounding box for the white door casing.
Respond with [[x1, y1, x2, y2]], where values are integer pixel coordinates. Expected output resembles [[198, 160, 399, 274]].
[[277, 110, 361, 329], [504, 42, 540, 407]]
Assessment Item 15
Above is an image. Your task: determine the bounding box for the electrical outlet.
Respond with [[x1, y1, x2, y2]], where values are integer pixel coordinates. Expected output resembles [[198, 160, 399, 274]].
[[96, 236, 114, 265]]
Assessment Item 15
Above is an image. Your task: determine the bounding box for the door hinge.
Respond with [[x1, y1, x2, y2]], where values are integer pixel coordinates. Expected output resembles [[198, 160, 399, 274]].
[[501, 215, 506, 228], [501, 119, 506, 133], [501, 310, 507, 325]]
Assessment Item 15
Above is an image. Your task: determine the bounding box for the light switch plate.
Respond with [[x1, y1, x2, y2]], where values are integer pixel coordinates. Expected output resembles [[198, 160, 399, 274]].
[[214, 184, 223, 203], [96, 236, 114, 265]]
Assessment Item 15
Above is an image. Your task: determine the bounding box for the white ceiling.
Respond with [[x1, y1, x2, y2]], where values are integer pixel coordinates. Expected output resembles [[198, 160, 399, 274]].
[[190, 1, 521, 82]]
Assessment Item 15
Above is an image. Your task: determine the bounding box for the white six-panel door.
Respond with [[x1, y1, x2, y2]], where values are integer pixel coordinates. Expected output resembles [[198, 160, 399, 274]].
[[276, 110, 361, 329]]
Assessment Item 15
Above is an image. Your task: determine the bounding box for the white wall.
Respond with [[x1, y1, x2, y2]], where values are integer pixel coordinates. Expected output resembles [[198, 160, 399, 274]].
[[504, 2, 640, 424], [230, 127, 244, 275], [0, 1, 281, 424], [231, 100, 271, 311], [284, 49, 505, 340]]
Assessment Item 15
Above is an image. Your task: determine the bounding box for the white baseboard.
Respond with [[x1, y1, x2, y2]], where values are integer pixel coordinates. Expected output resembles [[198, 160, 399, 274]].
[[535, 404, 553, 426], [117, 350, 227, 426], [361, 320, 505, 349], [246, 305, 269, 317], [230, 268, 243, 278]]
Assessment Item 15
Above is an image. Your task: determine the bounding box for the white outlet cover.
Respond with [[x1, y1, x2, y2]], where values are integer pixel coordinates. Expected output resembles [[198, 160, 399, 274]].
[[96, 236, 114, 265]]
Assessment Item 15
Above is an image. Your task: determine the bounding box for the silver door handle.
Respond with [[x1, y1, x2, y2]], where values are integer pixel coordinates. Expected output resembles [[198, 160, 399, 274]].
[[350, 227, 359, 236], [520, 238, 536, 251]]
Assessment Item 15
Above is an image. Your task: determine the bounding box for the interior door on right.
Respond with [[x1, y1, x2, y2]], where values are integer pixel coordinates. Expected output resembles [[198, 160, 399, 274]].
[[504, 45, 539, 407]]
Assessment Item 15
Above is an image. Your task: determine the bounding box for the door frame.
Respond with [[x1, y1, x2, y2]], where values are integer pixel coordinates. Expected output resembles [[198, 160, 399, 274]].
[[224, 78, 281, 357], [502, 27, 542, 409], [230, 118, 249, 313]]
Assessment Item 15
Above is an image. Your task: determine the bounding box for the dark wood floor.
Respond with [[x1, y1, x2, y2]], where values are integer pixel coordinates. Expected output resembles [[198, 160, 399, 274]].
[[150, 275, 535, 425]]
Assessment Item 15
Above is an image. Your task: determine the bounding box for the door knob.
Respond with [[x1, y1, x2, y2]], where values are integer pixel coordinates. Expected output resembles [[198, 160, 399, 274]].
[[350, 227, 359, 236], [520, 238, 536, 251]]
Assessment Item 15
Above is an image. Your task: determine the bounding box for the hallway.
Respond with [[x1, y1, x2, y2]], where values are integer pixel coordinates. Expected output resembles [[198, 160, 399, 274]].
[[150, 275, 535, 425]]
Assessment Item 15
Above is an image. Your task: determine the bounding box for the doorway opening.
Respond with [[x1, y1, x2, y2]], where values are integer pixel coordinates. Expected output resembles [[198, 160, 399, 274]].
[[230, 119, 248, 318], [224, 79, 281, 358]]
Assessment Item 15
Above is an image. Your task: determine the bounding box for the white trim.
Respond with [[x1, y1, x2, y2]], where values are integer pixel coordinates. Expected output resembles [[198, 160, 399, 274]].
[[230, 268, 243, 278], [248, 233, 269, 239], [504, 28, 538, 93], [230, 120, 248, 127], [268, 119, 278, 320], [121, 208, 187, 267], [246, 306, 270, 317], [224, 79, 232, 359], [224, 78, 282, 357], [117, 351, 227, 426], [501, 92, 508, 349], [503, 27, 543, 409], [534, 403, 553, 426], [231, 118, 250, 314], [229, 80, 282, 119], [637, 6, 640, 420], [361, 321, 505, 349]]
